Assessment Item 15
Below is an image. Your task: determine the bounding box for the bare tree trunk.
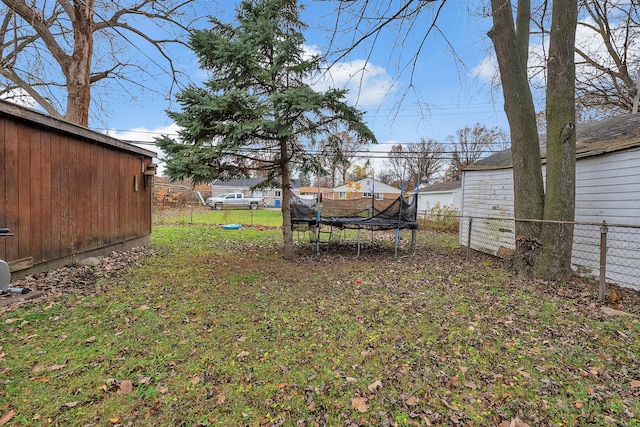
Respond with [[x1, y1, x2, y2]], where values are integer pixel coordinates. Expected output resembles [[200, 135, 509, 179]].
[[536, 0, 577, 279], [280, 138, 295, 260], [64, 1, 94, 126], [488, 0, 544, 275]]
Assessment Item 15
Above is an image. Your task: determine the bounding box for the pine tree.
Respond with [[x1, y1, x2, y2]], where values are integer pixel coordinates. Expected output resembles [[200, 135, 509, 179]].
[[156, 0, 376, 259]]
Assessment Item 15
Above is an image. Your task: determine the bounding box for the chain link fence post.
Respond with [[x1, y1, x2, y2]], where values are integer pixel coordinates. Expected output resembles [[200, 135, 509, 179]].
[[466, 218, 472, 261], [599, 221, 608, 302]]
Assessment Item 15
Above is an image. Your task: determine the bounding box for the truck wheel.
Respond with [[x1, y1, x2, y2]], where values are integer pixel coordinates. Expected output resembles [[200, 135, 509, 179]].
[[250, 203, 258, 210], [215, 203, 223, 210]]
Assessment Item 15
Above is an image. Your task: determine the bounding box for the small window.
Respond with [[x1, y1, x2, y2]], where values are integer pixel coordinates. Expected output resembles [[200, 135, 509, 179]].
[[363, 192, 372, 198], [275, 190, 282, 197], [376, 193, 384, 200], [339, 191, 346, 200], [261, 190, 270, 197]]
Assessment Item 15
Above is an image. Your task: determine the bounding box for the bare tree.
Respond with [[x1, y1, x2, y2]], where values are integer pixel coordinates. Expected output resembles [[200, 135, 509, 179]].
[[317, 130, 369, 187], [383, 138, 445, 189], [445, 123, 508, 180], [529, 0, 640, 121], [0, 0, 197, 126], [574, 0, 640, 118]]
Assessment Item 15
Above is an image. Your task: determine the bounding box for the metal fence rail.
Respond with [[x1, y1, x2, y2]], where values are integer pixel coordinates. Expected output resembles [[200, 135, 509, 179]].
[[456, 215, 640, 296]]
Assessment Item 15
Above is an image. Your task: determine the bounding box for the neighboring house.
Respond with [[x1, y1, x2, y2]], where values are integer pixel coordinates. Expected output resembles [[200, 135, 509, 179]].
[[299, 186, 328, 201], [417, 181, 461, 215], [0, 100, 155, 278], [322, 178, 400, 201], [210, 178, 302, 208], [460, 114, 640, 289]]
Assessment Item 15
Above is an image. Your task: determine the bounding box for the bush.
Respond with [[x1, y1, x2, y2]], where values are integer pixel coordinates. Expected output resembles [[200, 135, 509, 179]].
[[418, 203, 459, 232]]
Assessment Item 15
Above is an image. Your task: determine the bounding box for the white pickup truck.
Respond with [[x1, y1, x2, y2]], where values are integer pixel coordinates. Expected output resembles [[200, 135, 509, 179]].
[[205, 193, 265, 210]]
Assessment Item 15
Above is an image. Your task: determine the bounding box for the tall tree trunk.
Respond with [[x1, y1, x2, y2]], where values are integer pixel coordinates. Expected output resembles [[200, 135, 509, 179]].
[[488, 0, 544, 274], [280, 138, 295, 260], [65, 0, 94, 126], [535, 0, 578, 279]]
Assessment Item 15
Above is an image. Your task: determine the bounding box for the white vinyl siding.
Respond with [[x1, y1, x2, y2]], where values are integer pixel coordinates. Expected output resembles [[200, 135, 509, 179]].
[[460, 147, 640, 290]]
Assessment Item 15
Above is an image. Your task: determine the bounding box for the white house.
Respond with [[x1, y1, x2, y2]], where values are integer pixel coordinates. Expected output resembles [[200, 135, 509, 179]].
[[417, 181, 461, 217], [460, 114, 640, 290]]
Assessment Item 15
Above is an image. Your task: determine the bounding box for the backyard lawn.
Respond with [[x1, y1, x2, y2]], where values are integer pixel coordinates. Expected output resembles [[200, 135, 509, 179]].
[[0, 208, 639, 426]]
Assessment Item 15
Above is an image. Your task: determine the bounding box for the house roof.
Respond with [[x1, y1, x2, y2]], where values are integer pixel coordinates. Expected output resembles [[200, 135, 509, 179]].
[[418, 180, 461, 193], [466, 114, 640, 171]]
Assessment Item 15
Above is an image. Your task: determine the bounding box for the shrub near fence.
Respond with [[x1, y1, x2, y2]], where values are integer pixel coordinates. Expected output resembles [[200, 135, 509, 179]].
[[417, 203, 460, 233], [459, 216, 640, 294]]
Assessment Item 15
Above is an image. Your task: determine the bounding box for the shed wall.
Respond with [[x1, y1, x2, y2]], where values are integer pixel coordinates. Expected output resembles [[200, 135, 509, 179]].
[[0, 107, 153, 276], [460, 148, 640, 289]]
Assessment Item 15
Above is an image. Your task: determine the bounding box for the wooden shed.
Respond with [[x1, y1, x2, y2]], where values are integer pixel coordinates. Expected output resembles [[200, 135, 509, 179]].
[[460, 114, 640, 290], [0, 100, 156, 277]]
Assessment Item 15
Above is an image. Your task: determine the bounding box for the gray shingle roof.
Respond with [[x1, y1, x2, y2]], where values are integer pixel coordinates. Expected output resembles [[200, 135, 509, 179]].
[[466, 114, 640, 170], [418, 180, 461, 193]]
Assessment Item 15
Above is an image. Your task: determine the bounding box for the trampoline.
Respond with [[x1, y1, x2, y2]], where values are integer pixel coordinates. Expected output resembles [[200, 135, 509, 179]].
[[291, 192, 419, 257]]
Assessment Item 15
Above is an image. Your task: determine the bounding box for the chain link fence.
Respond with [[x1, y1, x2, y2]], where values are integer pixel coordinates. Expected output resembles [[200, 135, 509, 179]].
[[458, 215, 640, 294]]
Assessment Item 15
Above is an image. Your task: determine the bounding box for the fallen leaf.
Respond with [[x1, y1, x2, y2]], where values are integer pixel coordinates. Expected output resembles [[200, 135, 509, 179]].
[[351, 397, 368, 413], [509, 417, 531, 427], [117, 380, 133, 395], [236, 351, 250, 360], [216, 394, 226, 405], [464, 381, 477, 390], [64, 402, 78, 408], [345, 376, 357, 383], [190, 376, 200, 385], [0, 410, 15, 426], [630, 380, 640, 388], [236, 335, 247, 342], [367, 380, 382, 392], [575, 401, 583, 408], [405, 395, 419, 406], [86, 336, 97, 344], [109, 417, 119, 423], [48, 364, 66, 371], [138, 376, 152, 385]]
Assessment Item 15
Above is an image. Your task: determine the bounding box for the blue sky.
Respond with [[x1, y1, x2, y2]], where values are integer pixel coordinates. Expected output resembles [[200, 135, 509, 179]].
[[102, 1, 510, 173]]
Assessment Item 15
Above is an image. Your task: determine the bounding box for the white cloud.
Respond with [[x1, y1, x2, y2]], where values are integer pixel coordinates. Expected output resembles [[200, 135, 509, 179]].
[[470, 54, 498, 83], [304, 44, 395, 108]]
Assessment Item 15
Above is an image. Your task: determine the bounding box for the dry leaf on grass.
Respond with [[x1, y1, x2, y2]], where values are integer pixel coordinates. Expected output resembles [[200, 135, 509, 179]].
[[351, 397, 368, 413], [48, 364, 66, 371], [117, 380, 134, 395], [367, 380, 382, 392], [0, 410, 15, 426], [404, 395, 419, 406]]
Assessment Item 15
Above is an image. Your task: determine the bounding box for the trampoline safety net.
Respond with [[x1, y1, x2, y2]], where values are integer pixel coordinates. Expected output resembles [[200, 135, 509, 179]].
[[290, 194, 418, 231]]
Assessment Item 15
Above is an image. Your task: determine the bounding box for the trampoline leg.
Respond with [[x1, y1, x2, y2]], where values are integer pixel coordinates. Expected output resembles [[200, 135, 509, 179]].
[[357, 229, 361, 258], [411, 229, 417, 255], [394, 228, 399, 258]]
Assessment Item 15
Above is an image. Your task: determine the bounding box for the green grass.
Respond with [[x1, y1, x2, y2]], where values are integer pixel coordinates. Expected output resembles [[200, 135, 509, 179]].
[[0, 221, 639, 426], [153, 206, 283, 227]]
